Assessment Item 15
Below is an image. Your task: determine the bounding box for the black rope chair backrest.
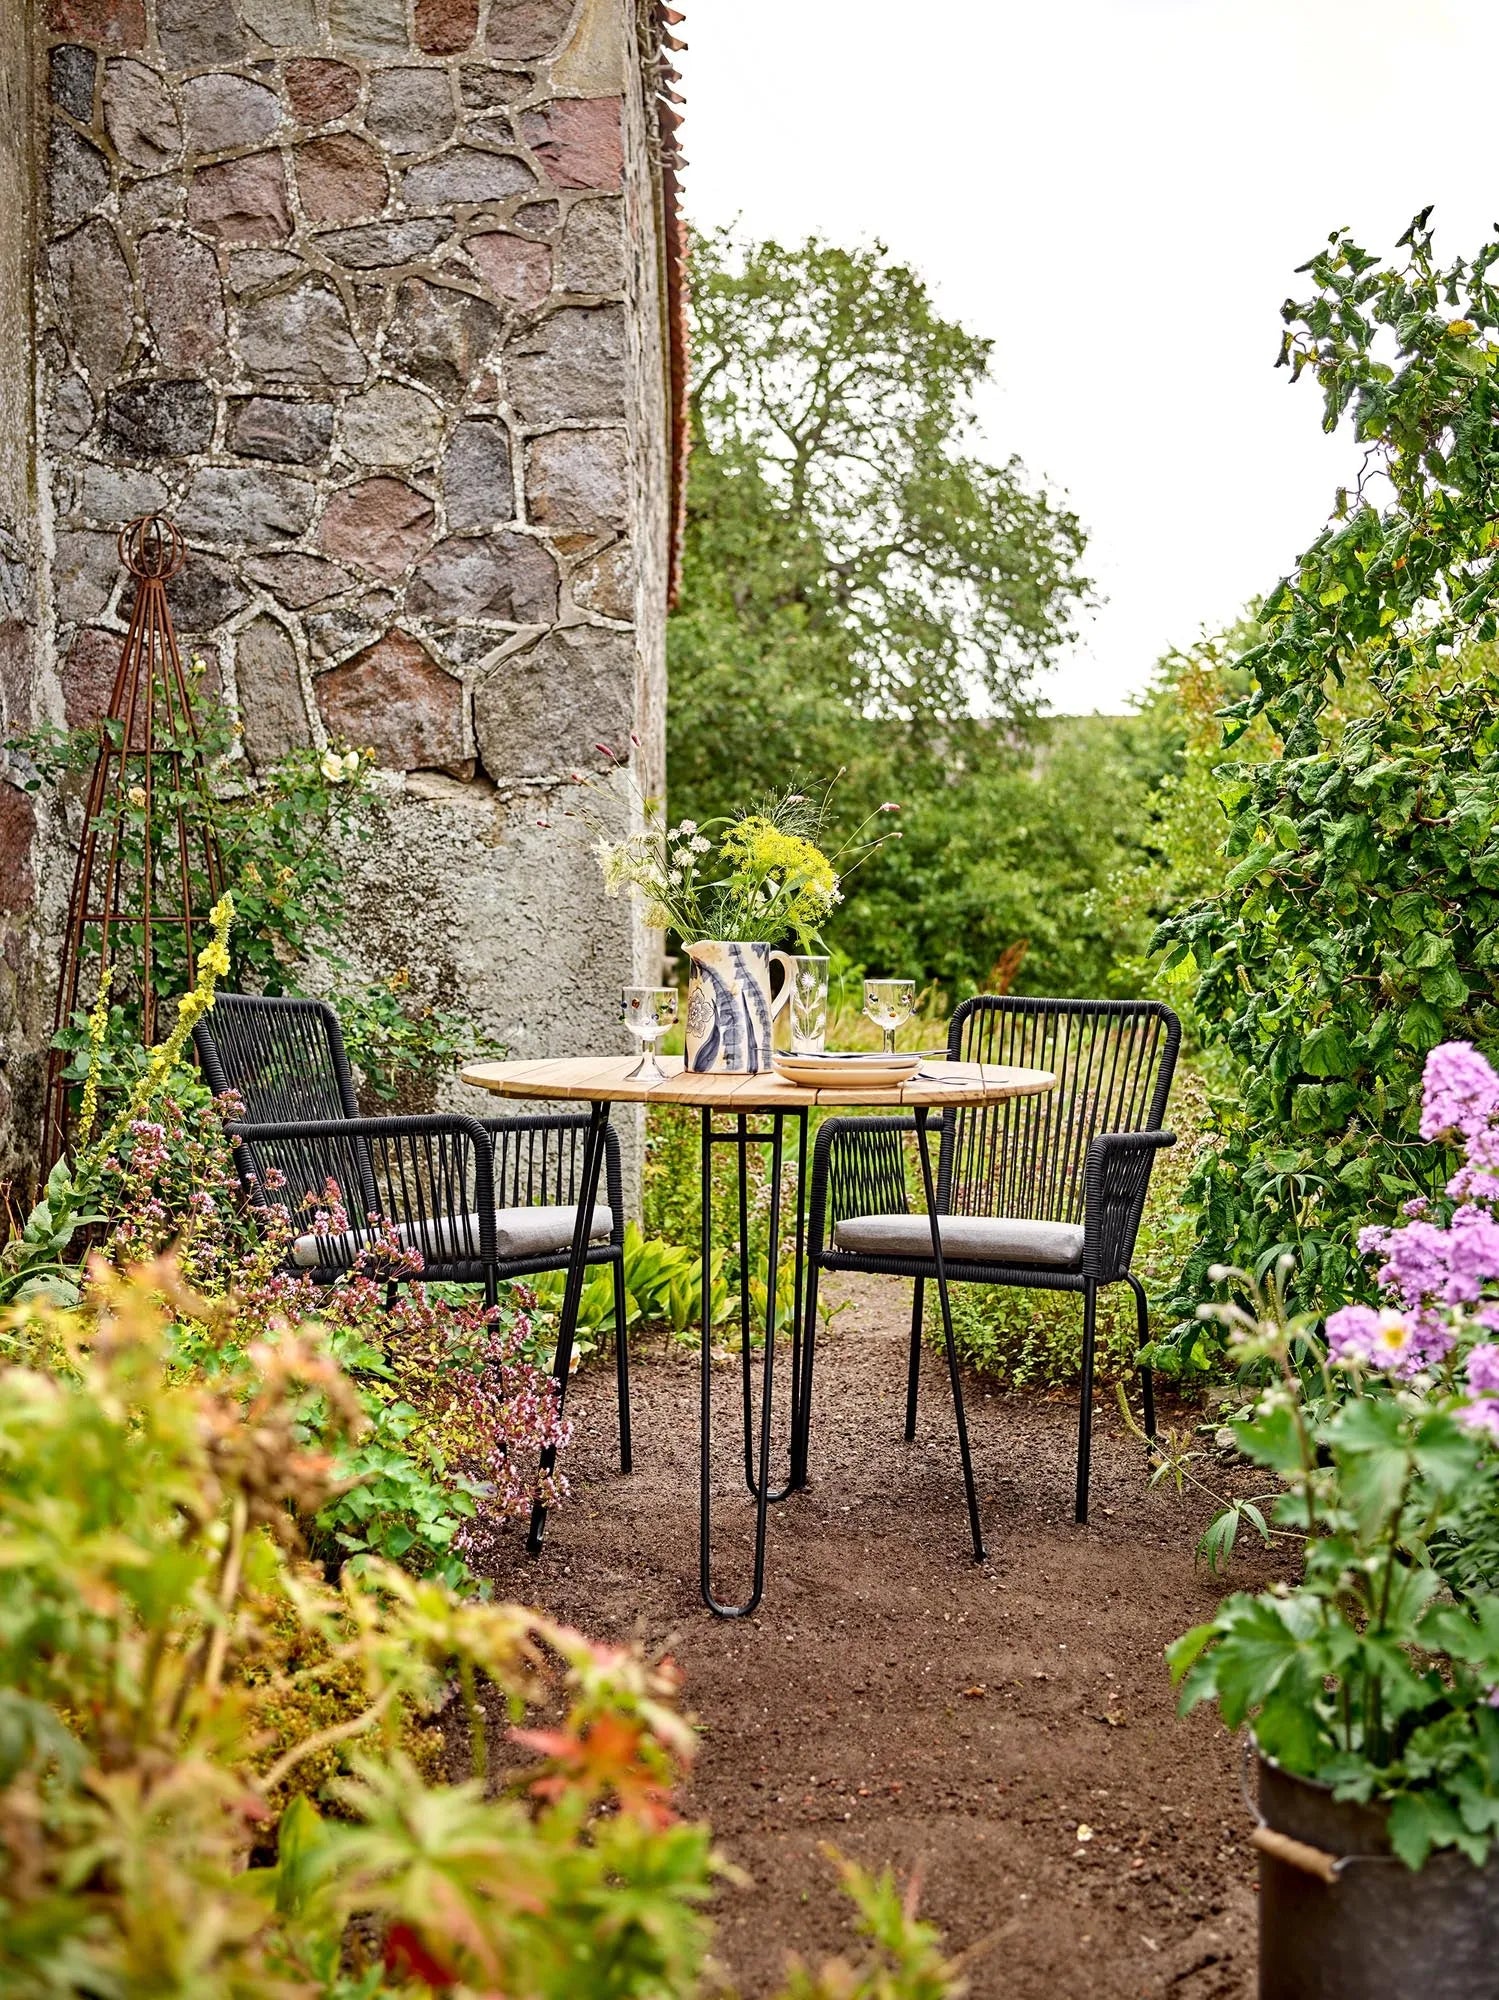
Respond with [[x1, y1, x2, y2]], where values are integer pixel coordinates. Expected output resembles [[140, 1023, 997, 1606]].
[[195, 993, 379, 1217], [939, 996, 1180, 1225], [198, 993, 359, 1123]]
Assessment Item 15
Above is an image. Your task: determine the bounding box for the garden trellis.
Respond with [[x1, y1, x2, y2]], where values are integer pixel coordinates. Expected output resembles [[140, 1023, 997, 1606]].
[[41, 513, 225, 1170]]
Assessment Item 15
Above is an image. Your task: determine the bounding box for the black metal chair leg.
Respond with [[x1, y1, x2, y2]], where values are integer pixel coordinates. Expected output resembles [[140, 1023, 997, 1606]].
[[527, 1100, 610, 1557], [612, 1252, 632, 1473], [1076, 1277, 1098, 1526], [1127, 1272, 1156, 1445], [905, 1276, 924, 1441], [914, 1108, 986, 1563], [794, 1253, 820, 1487]]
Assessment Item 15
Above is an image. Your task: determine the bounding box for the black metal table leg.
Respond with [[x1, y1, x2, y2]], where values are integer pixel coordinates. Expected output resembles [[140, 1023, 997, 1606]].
[[701, 1107, 788, 1617], [742, 1108, 805, 1506], [913, 1106, 988, 1563], [527, 1099, 611, 1557]]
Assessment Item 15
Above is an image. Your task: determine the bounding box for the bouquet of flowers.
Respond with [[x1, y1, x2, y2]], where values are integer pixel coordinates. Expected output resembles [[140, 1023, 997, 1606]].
[[590, 779, 898, 949]]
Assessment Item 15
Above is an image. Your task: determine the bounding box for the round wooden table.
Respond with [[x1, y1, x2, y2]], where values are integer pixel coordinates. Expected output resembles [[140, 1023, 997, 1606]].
[[461, 1054, 1056, 1615]]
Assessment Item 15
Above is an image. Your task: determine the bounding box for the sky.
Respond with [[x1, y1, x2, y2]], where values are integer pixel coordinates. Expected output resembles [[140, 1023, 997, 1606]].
[[675, 0, 1499, 712]]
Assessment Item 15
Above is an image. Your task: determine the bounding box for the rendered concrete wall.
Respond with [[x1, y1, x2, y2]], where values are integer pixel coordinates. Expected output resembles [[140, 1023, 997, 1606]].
[[14, 0, 672, 1184]]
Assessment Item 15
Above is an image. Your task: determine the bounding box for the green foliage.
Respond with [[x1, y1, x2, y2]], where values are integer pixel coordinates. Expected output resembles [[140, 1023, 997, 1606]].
[[10, 693, 373, 1020], [333, 968, 504, 1106], [527, 1222, 728, 1346], [677, 228, 1090, 760], [1170, 1261, 1499, 1869], [840, 715, 1177, 1002], [776, 1848, 968, 2000], [0, 1268, 720, 1996], [1154, 214, 1499, 1345], [1108, 615, 1275, 1026], [11, 688, 490, 1133]]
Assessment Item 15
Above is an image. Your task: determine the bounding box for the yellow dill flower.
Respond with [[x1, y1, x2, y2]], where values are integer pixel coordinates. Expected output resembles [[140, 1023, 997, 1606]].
[[721, 817, 837, 902]]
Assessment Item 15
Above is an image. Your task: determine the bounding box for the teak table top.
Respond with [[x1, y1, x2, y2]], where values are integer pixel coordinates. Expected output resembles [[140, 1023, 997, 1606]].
[[459, 1053, 1057, 1110]]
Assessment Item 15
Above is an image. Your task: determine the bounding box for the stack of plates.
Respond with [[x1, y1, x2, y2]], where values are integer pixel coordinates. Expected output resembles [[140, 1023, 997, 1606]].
[[771, 1049, 921, 1087]]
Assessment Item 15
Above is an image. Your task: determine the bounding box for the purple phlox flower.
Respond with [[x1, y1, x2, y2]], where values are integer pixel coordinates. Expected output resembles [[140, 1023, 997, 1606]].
[[1440, 1205, 1499, 1305], [1379, 1218, 1451, 1310], [1422, 1042, 1499, 1147], [1358, 1223, 1392, 1258], [1487, 1685, 1499, 1709], [1477, 1305, 1499, 1334], [1448, 1165, 1499, 1204], [1326, 1302, 1451, 1376], [1468, 1343, 1499, 1398], [1460, 1398, 1499, 1442], [1401, 1197, 1431, 1219]]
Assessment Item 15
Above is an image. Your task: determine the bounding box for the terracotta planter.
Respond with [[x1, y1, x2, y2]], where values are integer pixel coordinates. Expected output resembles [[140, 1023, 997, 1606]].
[[1254, 1752, 1499, 1999]]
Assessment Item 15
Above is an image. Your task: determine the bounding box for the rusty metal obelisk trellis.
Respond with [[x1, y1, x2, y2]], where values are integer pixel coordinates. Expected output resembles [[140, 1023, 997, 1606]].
[[41, 514, 225, 1171]]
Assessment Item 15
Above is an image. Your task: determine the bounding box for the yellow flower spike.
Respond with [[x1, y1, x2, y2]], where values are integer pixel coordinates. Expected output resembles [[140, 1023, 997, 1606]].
[[77, 966, 114, 1145], [80, 894, 235, 1171]]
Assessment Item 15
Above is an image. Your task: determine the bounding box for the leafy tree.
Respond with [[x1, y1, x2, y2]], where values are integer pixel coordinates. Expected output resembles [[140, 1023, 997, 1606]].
[[839, 715, 1172, 999], [1155, 212, 1499, 1357], [668, 229, 1091, 826]]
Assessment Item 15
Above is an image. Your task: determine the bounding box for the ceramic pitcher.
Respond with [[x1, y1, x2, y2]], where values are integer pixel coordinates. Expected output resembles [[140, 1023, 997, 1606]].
[[683, 941, 795, 1073]]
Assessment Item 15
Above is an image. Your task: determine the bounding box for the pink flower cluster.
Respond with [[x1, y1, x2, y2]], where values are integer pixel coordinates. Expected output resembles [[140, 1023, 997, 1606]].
[[1461, 1344, 1499, 1439], [1330, 1043, 1499, 1397], [1422, 1039, 1499, 1202], [1325, 1303, 1445, 1375]]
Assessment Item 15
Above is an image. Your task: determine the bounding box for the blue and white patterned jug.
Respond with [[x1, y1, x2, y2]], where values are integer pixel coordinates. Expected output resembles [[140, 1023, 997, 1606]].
[[683, 941, 795, 1073]]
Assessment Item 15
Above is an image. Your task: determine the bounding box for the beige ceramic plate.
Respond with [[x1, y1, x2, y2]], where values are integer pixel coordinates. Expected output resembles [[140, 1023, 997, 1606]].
[[771, 1051, 921, 1086]]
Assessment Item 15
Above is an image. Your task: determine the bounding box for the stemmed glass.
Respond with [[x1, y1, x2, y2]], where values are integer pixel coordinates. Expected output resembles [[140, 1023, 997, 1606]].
[[788, 954, 830, 1054], [621, 986, 678, 1083], [863, 977, 916, 1057]]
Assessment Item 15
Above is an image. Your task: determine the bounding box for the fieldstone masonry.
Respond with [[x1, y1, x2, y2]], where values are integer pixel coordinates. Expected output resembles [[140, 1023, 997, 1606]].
[[0, 0, 685, 1190]]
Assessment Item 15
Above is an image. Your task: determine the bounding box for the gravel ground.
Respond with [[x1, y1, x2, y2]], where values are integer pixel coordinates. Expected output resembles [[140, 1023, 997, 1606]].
[[476, 1273, 1277, 2000]]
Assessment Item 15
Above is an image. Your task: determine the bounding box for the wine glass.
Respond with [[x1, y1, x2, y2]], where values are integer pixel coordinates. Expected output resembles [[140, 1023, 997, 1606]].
[[863, 977, 916, 1057], [621, 985, 678, 1082]]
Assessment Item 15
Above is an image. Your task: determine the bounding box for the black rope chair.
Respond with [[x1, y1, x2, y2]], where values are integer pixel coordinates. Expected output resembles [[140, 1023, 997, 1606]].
[[799, 996, 1180, 1529], [194, 993, 633, 1469]]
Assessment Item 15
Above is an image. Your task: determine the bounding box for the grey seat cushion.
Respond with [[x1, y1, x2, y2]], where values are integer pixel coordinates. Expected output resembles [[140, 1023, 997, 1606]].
[[831, 1212, 1085, 1269], [292, 1202, 614, 1271]]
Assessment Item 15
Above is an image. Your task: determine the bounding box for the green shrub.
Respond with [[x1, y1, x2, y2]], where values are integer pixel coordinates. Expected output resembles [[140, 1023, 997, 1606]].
[[0, 1267, 718, 1998], [1155, 215, 1499, 1352], [0, 1266, 970, 2000], [527, 1221, 727, 1345]]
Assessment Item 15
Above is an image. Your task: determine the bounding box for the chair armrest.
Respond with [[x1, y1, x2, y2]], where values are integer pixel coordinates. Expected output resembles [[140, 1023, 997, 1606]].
[[808, 1115, 916, 1252], [225, 1113, 499, 1262], [1081, 1129, 1176, 1279]]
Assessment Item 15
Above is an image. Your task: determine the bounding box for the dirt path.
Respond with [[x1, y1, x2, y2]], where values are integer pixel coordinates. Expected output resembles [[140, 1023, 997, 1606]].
[[478, 1275, 1271, 2000]]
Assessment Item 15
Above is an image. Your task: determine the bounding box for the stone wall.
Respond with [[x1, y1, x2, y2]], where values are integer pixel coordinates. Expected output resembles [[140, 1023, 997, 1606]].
[[20, 0, 674, 1185], [0, 0, 44, 1189]]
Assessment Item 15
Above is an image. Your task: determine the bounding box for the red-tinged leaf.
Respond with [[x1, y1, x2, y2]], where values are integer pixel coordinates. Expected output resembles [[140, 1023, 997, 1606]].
[[384, 1921, 457, 1986]]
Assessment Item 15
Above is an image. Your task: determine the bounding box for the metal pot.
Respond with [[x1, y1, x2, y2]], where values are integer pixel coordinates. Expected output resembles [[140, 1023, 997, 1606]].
[[1254, 1751, 1499, 1999]]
